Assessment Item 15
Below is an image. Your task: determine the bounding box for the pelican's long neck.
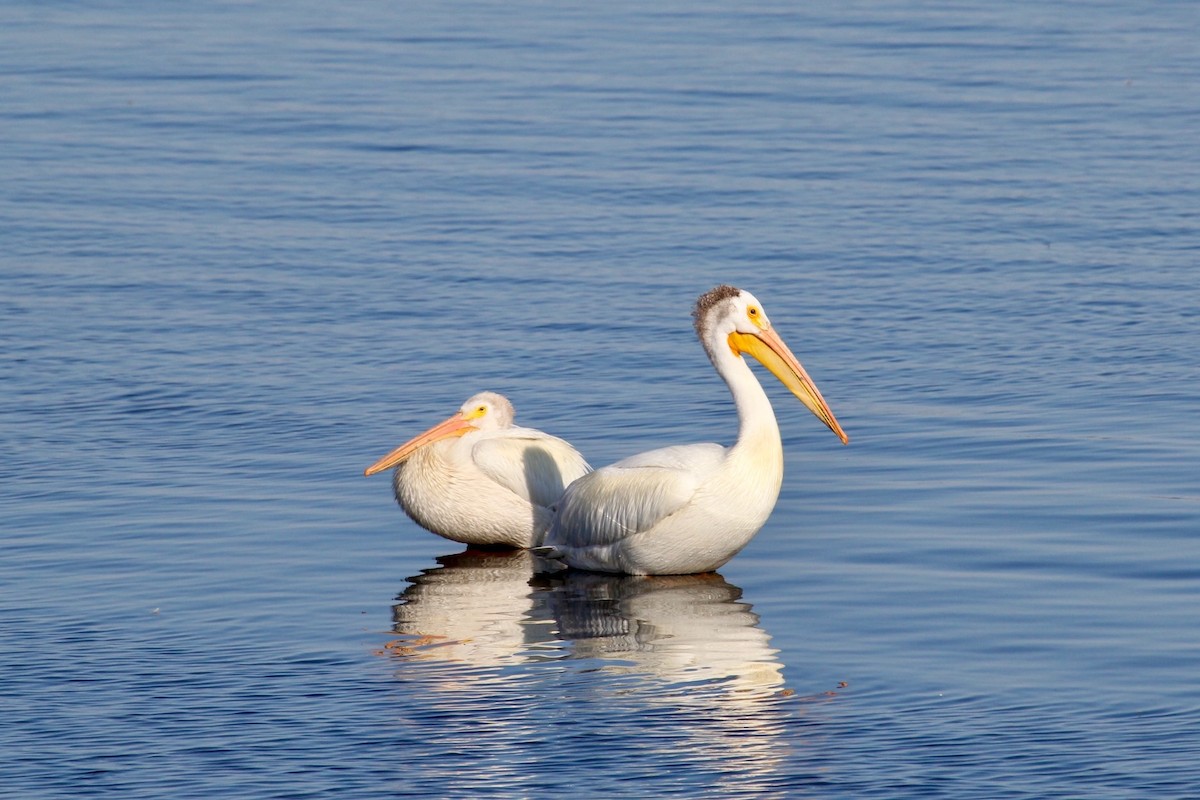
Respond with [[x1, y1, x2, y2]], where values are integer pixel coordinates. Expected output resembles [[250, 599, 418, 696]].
[[711, 338, 783, 463]]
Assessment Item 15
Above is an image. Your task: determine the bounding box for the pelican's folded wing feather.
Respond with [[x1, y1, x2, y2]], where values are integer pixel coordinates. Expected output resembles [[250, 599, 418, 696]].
[[471, 429, 592, 508], [547, 443, 725, 549]]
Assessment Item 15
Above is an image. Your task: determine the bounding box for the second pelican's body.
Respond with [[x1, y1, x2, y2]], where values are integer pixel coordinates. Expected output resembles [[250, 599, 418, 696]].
[[365, 392, 591, 548], [541, 285, 847, 575]]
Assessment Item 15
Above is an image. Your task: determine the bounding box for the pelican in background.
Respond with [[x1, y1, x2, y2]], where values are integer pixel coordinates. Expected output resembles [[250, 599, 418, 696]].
[[540, 285, 847, 575], [365, 392, 591, 548]]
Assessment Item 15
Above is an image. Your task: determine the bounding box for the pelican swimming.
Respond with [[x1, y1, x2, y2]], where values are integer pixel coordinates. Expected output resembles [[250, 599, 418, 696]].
[[539, 285, 847, 575], [365, 392, 591, 548]]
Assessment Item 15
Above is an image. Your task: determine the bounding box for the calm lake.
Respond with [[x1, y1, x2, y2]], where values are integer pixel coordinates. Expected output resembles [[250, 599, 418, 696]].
[[3, 1, 1198, 797]]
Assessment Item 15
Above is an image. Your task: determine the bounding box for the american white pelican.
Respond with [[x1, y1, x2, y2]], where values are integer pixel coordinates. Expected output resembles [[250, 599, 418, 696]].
[[364, 392, 591, 548], [539, 285, 847, 575]]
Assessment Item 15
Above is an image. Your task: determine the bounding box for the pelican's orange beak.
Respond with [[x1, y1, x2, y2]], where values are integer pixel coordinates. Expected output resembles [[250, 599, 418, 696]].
[[364, 413, 474, 476], [729, 327, 849, 444]]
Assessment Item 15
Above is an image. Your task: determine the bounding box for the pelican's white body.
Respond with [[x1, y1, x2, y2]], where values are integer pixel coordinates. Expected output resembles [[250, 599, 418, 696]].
[[394, 422, 591, 548], [545, 360, 784, 574], [542, 286, 845, 575], [368, 393, 591, 549]]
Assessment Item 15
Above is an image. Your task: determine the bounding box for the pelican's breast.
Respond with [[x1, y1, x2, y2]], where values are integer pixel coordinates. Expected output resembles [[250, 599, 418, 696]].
[[392, 441, 544, 547]]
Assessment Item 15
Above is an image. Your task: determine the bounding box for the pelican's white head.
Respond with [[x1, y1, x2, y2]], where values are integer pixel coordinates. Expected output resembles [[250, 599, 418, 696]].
[[692, 285, 777, 351], [457, 391, 515, 433], [692, 284, 848, 444], [364, 391, 518, 476]]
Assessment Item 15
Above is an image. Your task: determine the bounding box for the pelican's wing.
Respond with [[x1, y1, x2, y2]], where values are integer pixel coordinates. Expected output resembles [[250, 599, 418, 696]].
[[548, 443, 726, 549], [472, 429, 592, 508]]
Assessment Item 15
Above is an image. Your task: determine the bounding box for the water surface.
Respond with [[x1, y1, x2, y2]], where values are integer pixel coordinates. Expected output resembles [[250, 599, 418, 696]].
[[3, 1, 1199, 797]]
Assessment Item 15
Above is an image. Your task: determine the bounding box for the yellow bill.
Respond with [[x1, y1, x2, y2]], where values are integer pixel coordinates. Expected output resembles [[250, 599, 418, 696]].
[[730, 327, 849, 444], [364, 413, 474, 476]]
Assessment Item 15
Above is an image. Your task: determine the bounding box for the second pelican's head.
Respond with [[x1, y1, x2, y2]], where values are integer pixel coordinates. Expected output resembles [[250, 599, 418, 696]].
[[693, 285, 849, 444], [364, 391, 515, 476]]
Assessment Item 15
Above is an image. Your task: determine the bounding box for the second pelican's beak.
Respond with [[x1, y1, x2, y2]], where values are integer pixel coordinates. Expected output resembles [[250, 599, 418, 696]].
[[364, 412, 475, 476], [730, 327, 849, 444]]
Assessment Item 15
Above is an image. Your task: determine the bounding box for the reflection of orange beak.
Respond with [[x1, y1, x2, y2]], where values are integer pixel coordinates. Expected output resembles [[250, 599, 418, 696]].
[[729, 326, 848, 444], [364, 413, 474, 476]]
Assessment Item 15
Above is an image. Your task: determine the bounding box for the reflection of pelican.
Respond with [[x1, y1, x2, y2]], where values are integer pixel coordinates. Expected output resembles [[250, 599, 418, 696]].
[[384, 555, 808, 794], [382, 555, 852, 797], [541, 286, 847, 575], [545, 571, 784, 693], [365, 392, 591, 547], [389, 548, 550, 667], [387, 551, 783, 696]]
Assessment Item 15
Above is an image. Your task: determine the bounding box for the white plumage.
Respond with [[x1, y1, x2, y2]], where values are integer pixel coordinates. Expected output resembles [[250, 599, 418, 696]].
[[541, 285, 847, 575], [365, 392, 591, 548]]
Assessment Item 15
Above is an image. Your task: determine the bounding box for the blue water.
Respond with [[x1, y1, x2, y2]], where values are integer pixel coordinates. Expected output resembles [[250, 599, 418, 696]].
[[4, 1, 1199, 797]]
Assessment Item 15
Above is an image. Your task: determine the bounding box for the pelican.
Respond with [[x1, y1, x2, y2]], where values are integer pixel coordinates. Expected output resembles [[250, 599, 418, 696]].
[[539, 285, 847, 575], [364, 392, 591, 548]]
